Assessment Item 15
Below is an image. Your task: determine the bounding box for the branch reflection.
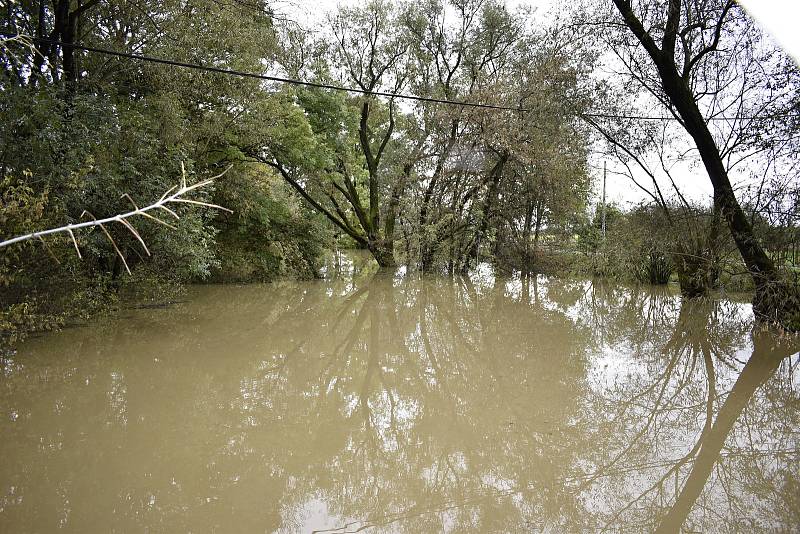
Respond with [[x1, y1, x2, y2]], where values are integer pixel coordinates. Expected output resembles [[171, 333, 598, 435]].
[[0, 270, 797, 532]]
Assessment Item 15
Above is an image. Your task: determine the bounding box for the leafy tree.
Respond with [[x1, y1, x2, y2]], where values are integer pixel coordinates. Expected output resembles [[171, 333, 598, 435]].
[[0, 1, 329, 348]]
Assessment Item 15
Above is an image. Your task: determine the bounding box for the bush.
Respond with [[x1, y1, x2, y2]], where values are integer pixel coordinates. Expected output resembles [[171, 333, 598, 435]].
[[208, 163, 330, 282], [634, 247, 672, 285]]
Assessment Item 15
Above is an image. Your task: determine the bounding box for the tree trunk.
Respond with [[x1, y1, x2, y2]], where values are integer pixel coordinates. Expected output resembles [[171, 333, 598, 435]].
[[32, 0, 47, 79], [466, 151, 509, 270], [532, 199, 544, 267], [522, 201, 533, 271], [418, 176, 438, 272], [368, 237, 395, 269]]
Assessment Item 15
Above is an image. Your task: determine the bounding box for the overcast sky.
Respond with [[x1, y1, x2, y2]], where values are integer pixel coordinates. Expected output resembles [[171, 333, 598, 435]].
[[273, 0, 799, 210]]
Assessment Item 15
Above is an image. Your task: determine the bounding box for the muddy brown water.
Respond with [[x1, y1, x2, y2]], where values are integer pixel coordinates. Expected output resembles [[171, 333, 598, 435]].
[[1, 263, 798, 532]]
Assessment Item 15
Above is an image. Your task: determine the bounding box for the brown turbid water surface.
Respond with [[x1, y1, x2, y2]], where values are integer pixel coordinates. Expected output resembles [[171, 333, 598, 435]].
[[1, 259, 798, 532]]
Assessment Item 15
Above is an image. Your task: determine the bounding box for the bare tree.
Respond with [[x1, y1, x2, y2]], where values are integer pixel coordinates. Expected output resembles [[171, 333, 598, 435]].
[[602, 0, 799, 328]]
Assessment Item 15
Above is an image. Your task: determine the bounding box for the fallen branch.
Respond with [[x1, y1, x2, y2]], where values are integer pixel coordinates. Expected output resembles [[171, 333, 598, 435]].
[[0, 164, 233, 273]]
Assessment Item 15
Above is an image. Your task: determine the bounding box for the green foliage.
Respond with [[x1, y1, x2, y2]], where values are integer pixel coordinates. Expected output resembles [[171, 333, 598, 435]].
[[633, 248, 672, 285], [0, 2, 332, 350], [575, 204, 674, 284], [209, 163, 330, 282]]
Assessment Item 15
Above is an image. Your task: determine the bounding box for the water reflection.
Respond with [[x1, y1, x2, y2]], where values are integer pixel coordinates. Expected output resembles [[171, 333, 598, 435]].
[[0, 270, 797, 532]]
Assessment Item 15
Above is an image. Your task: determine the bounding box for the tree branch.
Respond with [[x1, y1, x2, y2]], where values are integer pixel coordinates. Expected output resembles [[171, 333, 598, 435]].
[[0, 165, 233, 264], [265, 158, 367, 245]]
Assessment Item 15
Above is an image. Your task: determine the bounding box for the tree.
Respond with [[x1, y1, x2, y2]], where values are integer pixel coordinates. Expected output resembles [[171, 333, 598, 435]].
[[401, 0, 523, 272], [602, 0, 799, 327], [263, 0, 408, 268], [495, 37, 592, 272]]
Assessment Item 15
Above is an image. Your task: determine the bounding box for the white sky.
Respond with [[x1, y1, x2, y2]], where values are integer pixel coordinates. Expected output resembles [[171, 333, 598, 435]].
[[739, 1, 800, 64], [274, 0, 799, 210]]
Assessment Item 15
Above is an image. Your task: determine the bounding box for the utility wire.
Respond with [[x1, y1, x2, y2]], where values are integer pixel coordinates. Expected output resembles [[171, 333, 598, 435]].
[[3, 33, 797, 122], [585, 112, 794, 121], [3, 34, 523, 112]]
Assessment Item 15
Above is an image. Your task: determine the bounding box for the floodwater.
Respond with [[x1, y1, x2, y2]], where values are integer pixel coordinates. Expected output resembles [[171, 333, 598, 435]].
[[1, 261, 799, 533]]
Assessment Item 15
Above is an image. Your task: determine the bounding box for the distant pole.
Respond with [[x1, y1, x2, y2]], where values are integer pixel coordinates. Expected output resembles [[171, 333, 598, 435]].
[[601, 161, 607, 240]]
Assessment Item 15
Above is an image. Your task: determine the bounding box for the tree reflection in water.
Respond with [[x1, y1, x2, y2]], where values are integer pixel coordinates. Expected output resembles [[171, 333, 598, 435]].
[[564, 284, 799, 532], [0, 267, 797, 532]]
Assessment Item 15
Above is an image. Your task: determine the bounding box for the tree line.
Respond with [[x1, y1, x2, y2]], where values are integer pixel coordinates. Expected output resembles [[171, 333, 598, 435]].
[[1, 0, 798, 343]]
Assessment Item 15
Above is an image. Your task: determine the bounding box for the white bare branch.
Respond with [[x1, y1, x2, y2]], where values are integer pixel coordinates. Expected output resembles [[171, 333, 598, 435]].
[[0, 166, 234, 267]]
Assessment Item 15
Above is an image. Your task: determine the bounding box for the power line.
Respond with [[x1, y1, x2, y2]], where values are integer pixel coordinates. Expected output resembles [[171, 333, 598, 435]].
[[3, 34, 523, 112], [3, 33, 797, 123], [584, 112, 794, 122]]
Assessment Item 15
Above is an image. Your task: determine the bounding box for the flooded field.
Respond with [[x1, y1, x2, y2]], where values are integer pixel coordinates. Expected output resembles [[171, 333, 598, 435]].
[[1, 266, 798, 532]]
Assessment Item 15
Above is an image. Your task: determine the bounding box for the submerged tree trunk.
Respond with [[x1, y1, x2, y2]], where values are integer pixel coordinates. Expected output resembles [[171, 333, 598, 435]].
[[368, 237, 395, 269], [521, 199, 533, 270], [532, 200, 544, 267], [676, 93, 797, 324]]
